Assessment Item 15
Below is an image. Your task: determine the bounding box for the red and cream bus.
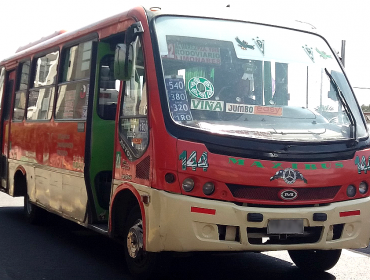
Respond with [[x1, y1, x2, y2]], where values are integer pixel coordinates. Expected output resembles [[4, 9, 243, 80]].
[[1, 5, 370, 279]]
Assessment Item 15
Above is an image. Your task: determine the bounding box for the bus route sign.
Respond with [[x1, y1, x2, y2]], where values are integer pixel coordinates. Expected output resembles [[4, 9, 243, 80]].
[[165, 76, 193, 122]]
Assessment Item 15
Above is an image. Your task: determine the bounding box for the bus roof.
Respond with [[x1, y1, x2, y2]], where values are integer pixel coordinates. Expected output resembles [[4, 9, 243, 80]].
[[15, 30, 67, 53], [0, 8, 134, 67]]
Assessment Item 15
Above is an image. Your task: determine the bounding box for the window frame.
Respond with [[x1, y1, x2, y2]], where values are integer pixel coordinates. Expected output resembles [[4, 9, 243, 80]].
[[55, 36, 97, 121], [118, 36, 149, 161], [0, 67, 5, 111], [13, 59, 31, 122], [26, 48, 59, 122], [97, 54, 119, 120]]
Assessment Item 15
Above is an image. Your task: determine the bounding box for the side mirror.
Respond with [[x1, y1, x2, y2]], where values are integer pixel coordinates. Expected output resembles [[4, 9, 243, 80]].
[[328, 84, 338, 101], [114, 22, 144, 81], [114, 43, 134, 81]]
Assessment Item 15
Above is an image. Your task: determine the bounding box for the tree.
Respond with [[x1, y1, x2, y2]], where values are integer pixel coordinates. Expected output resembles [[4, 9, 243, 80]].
[[361, 104, 370, 112]]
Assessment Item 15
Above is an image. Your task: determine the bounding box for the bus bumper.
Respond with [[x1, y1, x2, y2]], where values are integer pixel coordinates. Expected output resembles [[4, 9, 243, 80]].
[[144, 189, 370, 252]]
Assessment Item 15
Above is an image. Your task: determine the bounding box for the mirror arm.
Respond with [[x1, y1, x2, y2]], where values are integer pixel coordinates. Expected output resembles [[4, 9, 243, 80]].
[[114, 22, 144, 81], [125, 22, 144, 45], [124, 22, 144, 77]]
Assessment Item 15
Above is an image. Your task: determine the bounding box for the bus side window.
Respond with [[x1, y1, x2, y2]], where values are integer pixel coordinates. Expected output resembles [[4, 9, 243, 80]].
[[27, 51, 58, 120], [98, 55, 118, 120], [0, 68, 5, 110], [0, 68, 12, 121], [55, 41, 93, 120], [119, 38, 148, 159], [3, 78, 13, 121], [13, 61, 30, 121]]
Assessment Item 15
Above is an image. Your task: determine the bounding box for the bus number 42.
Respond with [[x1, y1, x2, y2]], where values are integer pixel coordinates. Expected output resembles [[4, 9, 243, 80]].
[[179, 151, 209, 171]]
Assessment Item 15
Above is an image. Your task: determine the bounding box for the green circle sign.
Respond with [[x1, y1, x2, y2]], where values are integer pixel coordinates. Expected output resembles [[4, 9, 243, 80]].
[[188, 77, 214, 99]]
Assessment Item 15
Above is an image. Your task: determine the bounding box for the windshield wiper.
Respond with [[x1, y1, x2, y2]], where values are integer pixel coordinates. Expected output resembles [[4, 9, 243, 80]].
[[324, 68, 357, 146], [271, 128, 326, 135]]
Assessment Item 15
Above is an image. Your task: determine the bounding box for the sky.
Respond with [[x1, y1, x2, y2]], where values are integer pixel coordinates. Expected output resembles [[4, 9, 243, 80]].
[[0, 0, 369, 105]]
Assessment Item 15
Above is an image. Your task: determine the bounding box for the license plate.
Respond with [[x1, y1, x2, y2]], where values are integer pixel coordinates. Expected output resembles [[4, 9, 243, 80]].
[[267, 219, 304, 234]]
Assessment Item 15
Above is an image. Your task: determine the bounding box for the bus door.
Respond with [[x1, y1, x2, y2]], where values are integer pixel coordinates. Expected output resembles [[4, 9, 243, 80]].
[[87, 39, 121, 224], [0, 70, 15, 191]]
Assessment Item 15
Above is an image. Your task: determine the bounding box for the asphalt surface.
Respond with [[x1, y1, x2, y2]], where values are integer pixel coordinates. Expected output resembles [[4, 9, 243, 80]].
[[0, 192, 369, 280]]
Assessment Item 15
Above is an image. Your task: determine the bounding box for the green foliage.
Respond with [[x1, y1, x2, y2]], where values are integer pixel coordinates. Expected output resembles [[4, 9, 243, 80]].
[[361, 104, 370, 112]]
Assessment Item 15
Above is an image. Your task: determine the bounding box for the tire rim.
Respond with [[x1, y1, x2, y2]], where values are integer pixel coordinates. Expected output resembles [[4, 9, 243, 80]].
[[127, 219, 143, 259]]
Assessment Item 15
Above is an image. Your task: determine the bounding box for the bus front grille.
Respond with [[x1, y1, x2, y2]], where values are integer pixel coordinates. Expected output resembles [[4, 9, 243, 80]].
[[227, 184, 341, 203]]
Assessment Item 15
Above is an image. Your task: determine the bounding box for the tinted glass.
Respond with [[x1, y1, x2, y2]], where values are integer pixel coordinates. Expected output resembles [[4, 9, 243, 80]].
[[119, 39, 148, 156], [98, 55, 119, 120], [34, 52, 59, 87], [4, 80, 13, 120], [27, 87, 55, 120], [0, 68, 4, 109], [19, 61, 30, 90], [13, 91, 26, 121], [55, 81, 89, 119], [62, 41, 92, 82]]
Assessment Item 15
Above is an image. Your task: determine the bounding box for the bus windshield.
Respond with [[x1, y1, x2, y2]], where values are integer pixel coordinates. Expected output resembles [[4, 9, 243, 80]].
[[155, 16, 367, 142]]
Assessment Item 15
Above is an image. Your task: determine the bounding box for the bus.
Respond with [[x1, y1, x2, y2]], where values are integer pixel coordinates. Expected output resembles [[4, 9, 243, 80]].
[[1, 5, 370, 279]]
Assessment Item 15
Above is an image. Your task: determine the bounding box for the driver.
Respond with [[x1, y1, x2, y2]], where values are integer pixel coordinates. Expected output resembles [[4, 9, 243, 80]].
[[236, 60, 256, 104]]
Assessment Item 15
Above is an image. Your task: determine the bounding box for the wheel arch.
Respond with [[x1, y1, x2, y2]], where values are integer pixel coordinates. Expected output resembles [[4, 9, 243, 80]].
[[13, 166, 27, 197], [109, 183, 147, 248]]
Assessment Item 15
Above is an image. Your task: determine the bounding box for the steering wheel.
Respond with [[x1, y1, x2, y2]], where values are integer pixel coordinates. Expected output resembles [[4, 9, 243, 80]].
[[214, 86, 245, 121]]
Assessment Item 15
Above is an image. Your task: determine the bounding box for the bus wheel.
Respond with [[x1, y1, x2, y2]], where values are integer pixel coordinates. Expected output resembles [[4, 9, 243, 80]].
[[288, 249, 342, 272], [124, 206, 167, 280], [24, 194, 44, 225]]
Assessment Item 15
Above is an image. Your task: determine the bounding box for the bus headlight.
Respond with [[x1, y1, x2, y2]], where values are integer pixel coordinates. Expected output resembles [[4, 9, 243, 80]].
[[359, 181, 368, 194], [182, 178, 194, 192], [347, 185, 356, 197]]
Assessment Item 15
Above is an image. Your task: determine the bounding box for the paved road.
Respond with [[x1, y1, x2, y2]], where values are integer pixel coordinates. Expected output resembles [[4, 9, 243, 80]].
[[0, 192, 369, 280]]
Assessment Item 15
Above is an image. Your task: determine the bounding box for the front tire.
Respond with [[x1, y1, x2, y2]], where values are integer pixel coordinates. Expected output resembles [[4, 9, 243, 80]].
[[288, 249, 342, 272], [124, 205, 168, 280]]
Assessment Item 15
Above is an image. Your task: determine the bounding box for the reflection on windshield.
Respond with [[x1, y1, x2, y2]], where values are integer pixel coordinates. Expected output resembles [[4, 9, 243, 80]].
[[156, 16, 366, 142]]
